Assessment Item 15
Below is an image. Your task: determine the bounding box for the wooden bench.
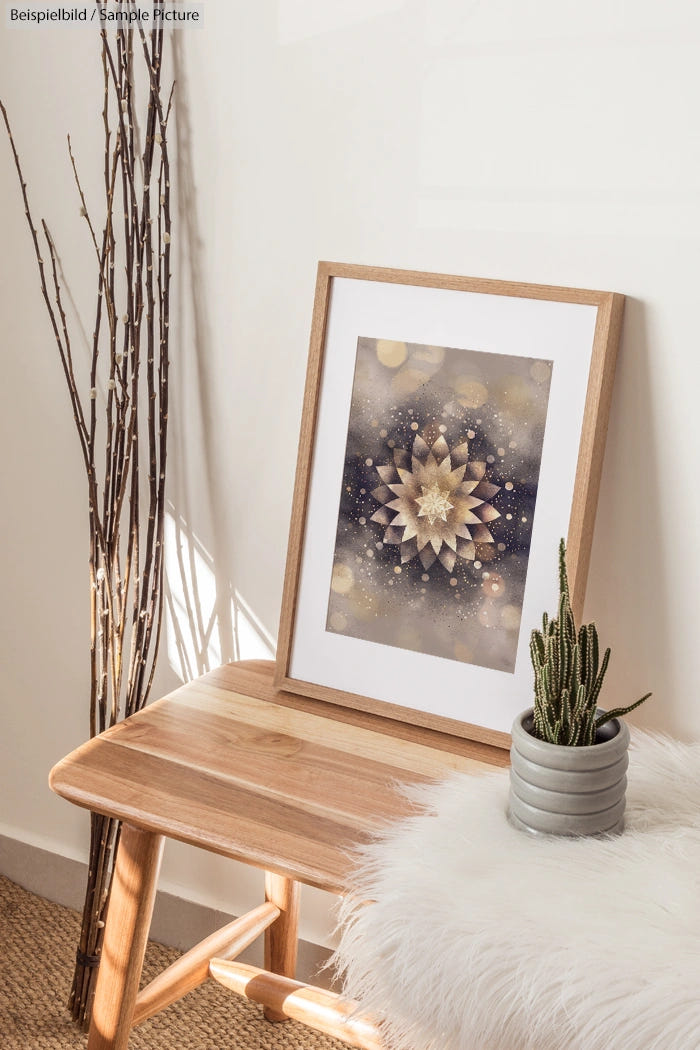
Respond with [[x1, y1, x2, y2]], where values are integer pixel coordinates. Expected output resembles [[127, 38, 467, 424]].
[[50, 659, 504, 1050]]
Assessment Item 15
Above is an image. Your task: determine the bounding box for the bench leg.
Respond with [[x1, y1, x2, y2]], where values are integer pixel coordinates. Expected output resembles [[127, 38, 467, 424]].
[[87, 824, 164, 1050], [263, 872, 300, 1022]]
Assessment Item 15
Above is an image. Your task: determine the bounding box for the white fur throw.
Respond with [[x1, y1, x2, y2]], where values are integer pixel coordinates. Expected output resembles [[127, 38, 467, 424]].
[[333, 733, 700, 1050]]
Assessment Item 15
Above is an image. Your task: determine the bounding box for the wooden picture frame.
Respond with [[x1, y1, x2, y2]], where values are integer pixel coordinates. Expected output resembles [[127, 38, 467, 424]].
[[275, 262, 623, 749]]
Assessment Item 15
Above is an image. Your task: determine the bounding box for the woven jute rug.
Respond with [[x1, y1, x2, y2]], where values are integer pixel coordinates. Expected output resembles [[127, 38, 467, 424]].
[[0, 875, 345, 1050]]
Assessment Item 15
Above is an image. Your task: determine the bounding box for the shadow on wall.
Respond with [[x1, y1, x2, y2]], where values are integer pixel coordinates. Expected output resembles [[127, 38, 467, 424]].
[[165, 36, 274, 682], [585, 297, 673, 735]]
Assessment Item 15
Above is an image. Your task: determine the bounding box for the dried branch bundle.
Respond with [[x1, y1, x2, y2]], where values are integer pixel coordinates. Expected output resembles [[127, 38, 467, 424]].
[[2, 1, 174, 1028]]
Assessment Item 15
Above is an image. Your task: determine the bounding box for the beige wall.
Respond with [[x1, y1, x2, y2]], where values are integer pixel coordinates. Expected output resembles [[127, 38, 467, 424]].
[[2, 1, 699, 946]]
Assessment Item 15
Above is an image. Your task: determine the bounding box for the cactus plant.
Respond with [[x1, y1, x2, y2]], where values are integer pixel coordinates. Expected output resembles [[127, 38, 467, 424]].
[[530, 539, 651, 746]]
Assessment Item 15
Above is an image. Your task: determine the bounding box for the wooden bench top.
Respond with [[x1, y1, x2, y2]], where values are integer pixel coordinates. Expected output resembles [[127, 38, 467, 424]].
[[50, 660, 505, 896]]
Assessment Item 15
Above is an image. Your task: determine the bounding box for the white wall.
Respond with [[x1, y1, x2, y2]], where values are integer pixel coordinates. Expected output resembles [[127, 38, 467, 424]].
[[2, 1, 700, 947]]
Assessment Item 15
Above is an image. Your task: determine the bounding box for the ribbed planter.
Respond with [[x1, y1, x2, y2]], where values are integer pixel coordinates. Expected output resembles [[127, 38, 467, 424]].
[[508, 708, 630, 837]]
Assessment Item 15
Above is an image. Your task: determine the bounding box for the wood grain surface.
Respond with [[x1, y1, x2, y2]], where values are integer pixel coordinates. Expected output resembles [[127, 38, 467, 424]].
[[132, 901, 280, 1027], [209, 960, 384, 1050], [50, 661, 499, 896], [87, 825, 164, 1050]]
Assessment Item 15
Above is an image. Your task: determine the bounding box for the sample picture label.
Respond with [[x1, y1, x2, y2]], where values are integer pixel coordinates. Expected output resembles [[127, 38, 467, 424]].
[[326, 336, 553, 673]]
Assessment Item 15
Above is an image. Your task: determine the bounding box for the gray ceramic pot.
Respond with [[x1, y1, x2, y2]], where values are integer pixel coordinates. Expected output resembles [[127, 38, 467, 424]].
[[508, 709, 630, 837]]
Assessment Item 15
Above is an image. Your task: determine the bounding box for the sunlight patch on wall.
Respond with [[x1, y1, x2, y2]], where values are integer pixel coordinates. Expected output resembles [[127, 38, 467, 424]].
[[233, 588, 276, 663], [164, 511, 274, 683]]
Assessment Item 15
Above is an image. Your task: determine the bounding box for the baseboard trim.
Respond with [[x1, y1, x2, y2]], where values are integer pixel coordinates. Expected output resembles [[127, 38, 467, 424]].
[[0, 833, 334, 986]]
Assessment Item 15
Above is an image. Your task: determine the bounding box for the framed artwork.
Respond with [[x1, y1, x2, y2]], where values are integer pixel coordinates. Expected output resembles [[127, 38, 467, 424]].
[[275, 262, 623, 748]]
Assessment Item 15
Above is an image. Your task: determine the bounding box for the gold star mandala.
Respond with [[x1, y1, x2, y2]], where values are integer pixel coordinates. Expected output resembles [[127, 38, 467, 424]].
[[370, 433, 501, 572]]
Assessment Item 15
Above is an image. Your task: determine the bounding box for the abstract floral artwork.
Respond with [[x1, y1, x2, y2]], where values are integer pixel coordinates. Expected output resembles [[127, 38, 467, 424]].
[[277, 263, 622, 746], [326, 337, 553, 673]]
